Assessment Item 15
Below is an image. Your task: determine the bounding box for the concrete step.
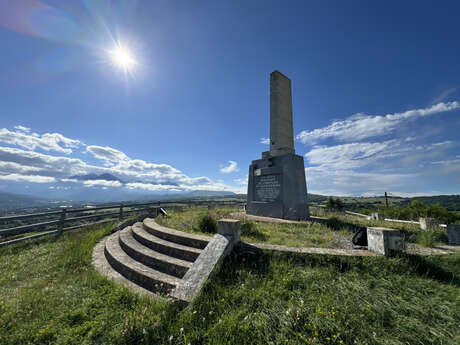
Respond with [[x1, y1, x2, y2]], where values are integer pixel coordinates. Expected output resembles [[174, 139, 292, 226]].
[[92, 237, 155, 297], [104, 229, 180, 293], [143, 218, 211, 249], [118, 227, 192, 278], [132, 222, 202, 262]]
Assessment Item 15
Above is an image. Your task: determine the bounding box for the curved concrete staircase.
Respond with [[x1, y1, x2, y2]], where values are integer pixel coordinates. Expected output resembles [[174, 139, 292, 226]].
[[92, 218, 212, 299]]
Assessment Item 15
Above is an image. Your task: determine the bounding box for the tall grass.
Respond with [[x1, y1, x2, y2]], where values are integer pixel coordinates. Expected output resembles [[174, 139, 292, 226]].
[[1, 218, 458, 344]]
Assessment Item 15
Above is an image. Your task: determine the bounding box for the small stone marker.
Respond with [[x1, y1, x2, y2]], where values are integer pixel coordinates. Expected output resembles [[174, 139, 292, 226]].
[[217, 219, 241, 245], [419, 217, 439, 230], [367, 227, 404, 256], [446, 224, 460, 245], [371, 212, 384, 221]]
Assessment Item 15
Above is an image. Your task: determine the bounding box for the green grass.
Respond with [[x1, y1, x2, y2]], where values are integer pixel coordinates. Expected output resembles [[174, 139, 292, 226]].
[[157, 207, 438, 247], [158, 207, 349, 248], [1, 220, 459, 344]]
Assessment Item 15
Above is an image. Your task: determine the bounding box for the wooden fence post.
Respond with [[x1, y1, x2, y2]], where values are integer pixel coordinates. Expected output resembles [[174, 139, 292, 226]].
[[56, 208, 67, 237], [119, 203, 124, 220]]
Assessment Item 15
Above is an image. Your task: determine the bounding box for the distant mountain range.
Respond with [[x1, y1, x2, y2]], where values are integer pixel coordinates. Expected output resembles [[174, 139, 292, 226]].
[[0, 172, 237, 205], [70, 173, 124, 183], [1, 189, 459, 213]]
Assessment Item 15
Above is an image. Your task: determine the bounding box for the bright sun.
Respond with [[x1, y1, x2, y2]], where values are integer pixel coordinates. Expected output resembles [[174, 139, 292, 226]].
[[110, 46, 137, 71]]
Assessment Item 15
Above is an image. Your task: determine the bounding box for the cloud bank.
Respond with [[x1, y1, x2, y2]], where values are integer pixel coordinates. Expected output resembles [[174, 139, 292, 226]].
[[296, 102, 460, 144], [0, 126, 238, 194]]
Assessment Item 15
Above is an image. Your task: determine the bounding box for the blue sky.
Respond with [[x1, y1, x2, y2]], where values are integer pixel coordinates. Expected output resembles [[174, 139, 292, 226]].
[[0, 0, 459, 197]]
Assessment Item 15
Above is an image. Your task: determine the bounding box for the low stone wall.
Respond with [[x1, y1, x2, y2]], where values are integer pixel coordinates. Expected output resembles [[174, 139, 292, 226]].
[[419, 217, 439, 230], [171, 219, 240, 303], [447, 224, 460, 245], [367, 227, 404, 256]]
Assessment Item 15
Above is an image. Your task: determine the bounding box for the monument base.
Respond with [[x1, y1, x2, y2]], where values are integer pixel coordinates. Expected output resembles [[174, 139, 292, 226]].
[[246, 153, 308, 221]]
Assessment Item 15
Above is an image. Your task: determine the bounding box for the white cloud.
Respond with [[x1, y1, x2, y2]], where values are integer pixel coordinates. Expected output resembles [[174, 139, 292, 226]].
[[305, 140, 400, 170], [306, 166, 416, 196], [0, 173, 56, 183], [296, 101, 460, 144], [234, 177, 248, 186], [125, 182, 182, 192], [0, 161, 43, 174], [83, 180, 122, 188], [303, 138, 459, 195], [14, 125, 31, 133], [260, 137, 270, 145], [220, 161, 239, 174], [86, 145, 129, 163], [0, 127, 82, 154], [0, 124, 241, 193]]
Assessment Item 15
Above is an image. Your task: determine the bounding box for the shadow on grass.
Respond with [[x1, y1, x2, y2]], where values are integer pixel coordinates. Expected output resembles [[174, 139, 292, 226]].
[[219, 244, 460, 288], [397, 252, 460, 287], [240, 222, 267, 241], [316, 216, 366, 234]]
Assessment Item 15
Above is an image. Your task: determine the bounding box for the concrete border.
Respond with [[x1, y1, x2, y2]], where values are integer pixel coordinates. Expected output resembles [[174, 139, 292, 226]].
[[170, 220, 240, 302]]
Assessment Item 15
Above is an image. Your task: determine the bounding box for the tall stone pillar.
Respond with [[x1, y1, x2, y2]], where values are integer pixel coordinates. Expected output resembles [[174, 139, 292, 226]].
[[270, 71, 295, 156], [247, 71, 309, 220]]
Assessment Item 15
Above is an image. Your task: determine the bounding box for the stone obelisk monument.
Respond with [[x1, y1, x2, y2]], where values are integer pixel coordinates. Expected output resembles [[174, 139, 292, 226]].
[[246, 71, 308, 220]]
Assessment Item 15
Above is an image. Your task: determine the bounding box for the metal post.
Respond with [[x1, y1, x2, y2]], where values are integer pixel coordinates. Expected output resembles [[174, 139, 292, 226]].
[[56, 208, 67, 237], [119, 203, 123, 220]]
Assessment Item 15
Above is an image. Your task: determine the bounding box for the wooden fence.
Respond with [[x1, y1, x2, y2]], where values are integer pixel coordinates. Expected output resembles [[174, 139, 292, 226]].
[[0, 200, 246, 248]]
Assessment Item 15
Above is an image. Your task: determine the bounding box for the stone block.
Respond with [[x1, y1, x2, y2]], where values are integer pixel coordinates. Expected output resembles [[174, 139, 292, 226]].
[[247, 153, 309, 220], [367, 227, 404, 256], [371, 212, 384, 221], [171, 233, 233, 302], [419, 217, 439, 230], [446, 224, 460, 245], [217, 219, 241, 244]]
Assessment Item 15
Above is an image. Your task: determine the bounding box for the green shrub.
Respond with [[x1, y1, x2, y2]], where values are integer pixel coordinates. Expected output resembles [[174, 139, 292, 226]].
[[240, 221, 267, 241], [326, 196, 344, 211], [198, 213, 217, 233], [417, 229, 446, 247]]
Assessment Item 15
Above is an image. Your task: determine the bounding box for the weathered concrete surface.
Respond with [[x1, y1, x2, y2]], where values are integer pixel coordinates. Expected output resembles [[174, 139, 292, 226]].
[[143, 218, 211, 249], [248, 242, 376, 256], [371, 212, 384, 221], [247, 71, 308, 221], [231, 211, 303, 224], [419, 217, 439, 230], [247, 153, 308, 220], [218, 219, 241, 244], [270, 70, 295, 157], [447, 224, 460, 245], [171, 234, 234, 302], [367, 227, 404, 256], [92, 236, 157, 297]]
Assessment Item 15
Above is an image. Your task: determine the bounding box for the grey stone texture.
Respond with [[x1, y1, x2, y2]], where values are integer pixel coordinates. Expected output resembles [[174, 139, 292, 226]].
[[171, 219, 241, 302], [419, 217, 439, 230], [247, 153, 308, 220], [446, 224, 460, 245], [371, 212, 384, 221], [218, 219, 241, 244], [367, 227, 404, 256], [270, 71, 295, 157], [247, 71, 308, 220]]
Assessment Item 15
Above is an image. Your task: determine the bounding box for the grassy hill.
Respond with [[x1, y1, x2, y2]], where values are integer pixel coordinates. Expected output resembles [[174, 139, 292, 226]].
[[0, 220, 458, 344]]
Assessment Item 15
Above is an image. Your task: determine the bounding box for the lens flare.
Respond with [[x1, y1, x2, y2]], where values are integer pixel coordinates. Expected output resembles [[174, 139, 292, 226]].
[[109, 46, 136, 71]]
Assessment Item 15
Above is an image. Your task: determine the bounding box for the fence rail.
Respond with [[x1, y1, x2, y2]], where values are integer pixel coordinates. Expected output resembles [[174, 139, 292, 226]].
[[0, 200, 246, 247]]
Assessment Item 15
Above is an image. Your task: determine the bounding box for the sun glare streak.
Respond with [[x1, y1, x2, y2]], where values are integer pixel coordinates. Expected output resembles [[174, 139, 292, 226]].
[[109, 45, 137, 72]]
